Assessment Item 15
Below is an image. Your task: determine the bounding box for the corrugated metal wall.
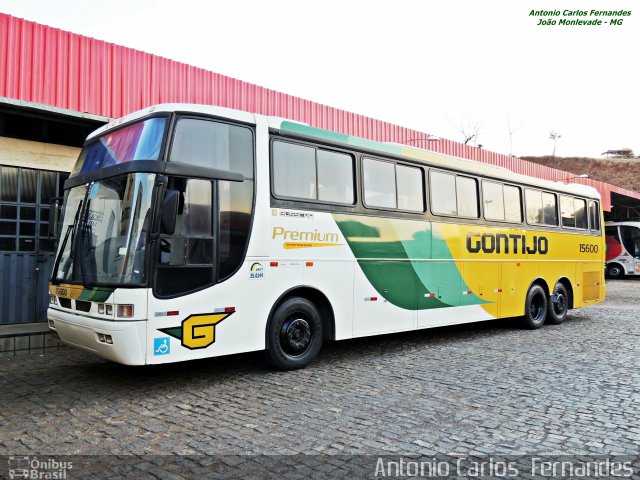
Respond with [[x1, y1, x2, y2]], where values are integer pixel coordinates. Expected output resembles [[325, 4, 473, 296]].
[[0, 253, 52, 324], [1, 12, 637, 210]]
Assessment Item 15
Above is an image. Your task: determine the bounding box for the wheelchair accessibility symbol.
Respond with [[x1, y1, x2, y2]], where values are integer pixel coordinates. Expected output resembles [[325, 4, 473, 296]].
[[154, 337, 170, 356]]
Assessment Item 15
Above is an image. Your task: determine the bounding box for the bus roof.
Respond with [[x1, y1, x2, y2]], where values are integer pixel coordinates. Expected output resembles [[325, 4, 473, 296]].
[[89, 103, 600, 200], [87, 103, 258, 140]]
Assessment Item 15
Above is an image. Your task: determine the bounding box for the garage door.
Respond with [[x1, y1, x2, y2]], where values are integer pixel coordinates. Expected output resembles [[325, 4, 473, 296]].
[[0, 165, 69, 324]]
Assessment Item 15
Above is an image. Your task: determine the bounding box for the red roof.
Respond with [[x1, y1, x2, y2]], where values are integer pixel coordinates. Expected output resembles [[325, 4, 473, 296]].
[[1, 12, 637, 210]]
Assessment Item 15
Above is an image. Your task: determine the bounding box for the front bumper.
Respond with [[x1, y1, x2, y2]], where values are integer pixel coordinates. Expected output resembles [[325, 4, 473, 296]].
[[47, 307, 146, 365]]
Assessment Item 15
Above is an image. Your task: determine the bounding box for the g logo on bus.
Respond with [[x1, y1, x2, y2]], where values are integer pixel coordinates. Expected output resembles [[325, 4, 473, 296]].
[[158, 311, 233, 350]]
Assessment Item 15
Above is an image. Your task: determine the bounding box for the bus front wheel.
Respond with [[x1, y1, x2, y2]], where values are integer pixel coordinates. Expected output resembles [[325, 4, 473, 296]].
[[522, 284, 547, 329], [547, 282, 569, 325], [266, 297, 323, 370], [606, 263, 625, 280]]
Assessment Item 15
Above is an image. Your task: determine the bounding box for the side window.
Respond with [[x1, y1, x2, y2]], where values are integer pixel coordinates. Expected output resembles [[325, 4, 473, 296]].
[[430, 171, 478, 218], [560, 195, 587, 229], [525, 189, 543, 224], [273, 142, 316, 200], [159, 118, 255, 293], [363, 158, 395, 209], [170, 118, 253, 178], [156, 178, 215, 297], [605, 225, 619, 241], [574, 198, 588, 229], [560, 195, 576, 228], [620, 226, 640, 258], [456, 176, 479, 217], [317, 150, 354, 204], [396, 165, 424, 212], [272, 140, 354, 205], [542, 192, 558, 226], [589, 201, 600, 232], [430, 171, 456, 215], [504, 185, 522, 222], [363, 158, 424, 212], [483, 181, 505, 221], [219, 180, 253, 280], [181, 180, 212, 237], [526, 189, 557, 226]]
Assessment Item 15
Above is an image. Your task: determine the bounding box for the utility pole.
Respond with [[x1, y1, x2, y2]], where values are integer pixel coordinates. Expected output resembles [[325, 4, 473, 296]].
[[549, 130, 561, 156]]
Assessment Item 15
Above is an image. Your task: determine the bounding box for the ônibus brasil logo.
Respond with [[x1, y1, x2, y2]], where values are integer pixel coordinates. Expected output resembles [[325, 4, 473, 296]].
[[8, 456, 73, 479], [158, 311, 234, 350]]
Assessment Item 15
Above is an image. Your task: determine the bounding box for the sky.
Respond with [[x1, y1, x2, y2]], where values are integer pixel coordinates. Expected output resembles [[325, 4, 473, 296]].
[[1, 0, 638, 158]]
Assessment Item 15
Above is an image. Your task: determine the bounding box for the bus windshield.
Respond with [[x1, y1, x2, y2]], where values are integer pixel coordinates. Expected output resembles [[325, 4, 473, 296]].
[[52, 173, 156, 286], [72, 116, 167, 176]]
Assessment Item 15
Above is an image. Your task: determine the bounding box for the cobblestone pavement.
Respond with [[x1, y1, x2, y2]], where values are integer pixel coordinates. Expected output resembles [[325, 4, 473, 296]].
[[0, 280, 638, 461]]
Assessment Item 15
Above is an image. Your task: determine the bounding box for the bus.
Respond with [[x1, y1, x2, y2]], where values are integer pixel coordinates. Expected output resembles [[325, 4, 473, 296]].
[[47, 104, 606, 370], [605, 221, 640, 278]]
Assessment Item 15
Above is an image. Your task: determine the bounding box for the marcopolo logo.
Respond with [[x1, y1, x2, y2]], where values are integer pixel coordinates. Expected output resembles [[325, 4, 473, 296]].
[[158, 311, 234, 350], [466, 232, 549, 255]]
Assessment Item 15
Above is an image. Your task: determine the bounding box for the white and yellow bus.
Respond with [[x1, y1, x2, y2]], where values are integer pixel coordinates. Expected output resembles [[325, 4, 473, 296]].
[[47, 104, 605, 369]]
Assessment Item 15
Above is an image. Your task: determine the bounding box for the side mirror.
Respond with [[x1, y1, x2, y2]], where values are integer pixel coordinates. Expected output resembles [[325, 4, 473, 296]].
[[160, 189, 179, 235], [48, 196, 63, 239]]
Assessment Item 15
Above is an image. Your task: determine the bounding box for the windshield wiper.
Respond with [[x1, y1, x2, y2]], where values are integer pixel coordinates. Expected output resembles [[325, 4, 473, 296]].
[[77, 198, 95, 287], [51, 199, 83, 285]]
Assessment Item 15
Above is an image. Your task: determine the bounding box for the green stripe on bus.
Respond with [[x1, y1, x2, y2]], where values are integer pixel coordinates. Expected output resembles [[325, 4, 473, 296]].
[[334, 215, 487, 310], [280, 121, 404, 157], [77, 287, 114, 303]]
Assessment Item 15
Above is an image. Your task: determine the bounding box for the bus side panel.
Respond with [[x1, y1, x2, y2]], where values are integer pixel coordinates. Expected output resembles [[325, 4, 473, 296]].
[[333, 214, 423, 336], [352, 260, 416, 336], [269, 210, 358, 338], [145, 263, 286, 364], [581, 266, 601, 302], [500, 261, 528, 318], [435, 223, 501, 319], [302, 260, 355, 340], [416, 258, 463, 329], [578, 261, 605, 304]]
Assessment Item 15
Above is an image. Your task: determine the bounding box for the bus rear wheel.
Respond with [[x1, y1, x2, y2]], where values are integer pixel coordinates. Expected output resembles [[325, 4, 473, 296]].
[[547, 282, 569, 325], [266, 297, 323, 370], [521, 284, 547, 329]]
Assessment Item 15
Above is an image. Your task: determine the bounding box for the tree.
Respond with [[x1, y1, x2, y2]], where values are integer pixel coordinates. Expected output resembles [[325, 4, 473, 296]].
[[549, 130, 562, 156], [601, 149, 634, 159], [453, 117, 483, 146]]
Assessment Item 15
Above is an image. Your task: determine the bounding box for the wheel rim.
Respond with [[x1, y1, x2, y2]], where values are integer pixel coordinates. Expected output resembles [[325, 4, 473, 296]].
[[610, 266, 621, 276], [280, 317, 312, 356], [553, 290, 567, 316], [529, 292, 545, 323]]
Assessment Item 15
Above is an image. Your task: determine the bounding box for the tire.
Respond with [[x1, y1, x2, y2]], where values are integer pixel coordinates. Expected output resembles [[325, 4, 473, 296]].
[[521, 284, 548, 329], [606, 263, 625, 280], [547, 282, 569, 325], [266, 297, 323, 370]]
